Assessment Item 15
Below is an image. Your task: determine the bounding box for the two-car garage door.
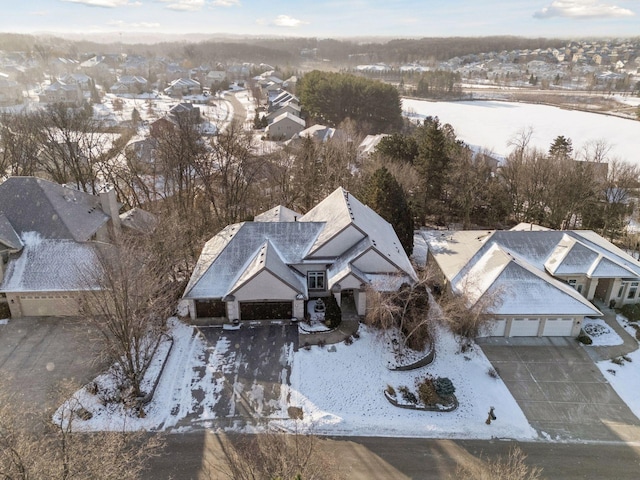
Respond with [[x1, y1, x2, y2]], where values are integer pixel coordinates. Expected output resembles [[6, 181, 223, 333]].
[[239, 301, 292, 321], [507, 317, 574, 337]]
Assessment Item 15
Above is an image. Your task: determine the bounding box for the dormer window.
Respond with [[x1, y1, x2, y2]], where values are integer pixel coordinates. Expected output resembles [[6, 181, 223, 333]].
[[308, 271, 325, 291]]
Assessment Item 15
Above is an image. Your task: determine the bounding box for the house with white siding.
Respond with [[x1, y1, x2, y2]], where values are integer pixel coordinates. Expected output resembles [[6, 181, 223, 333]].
[[420, 224, 640, 337], [183, 188, 417, 324]]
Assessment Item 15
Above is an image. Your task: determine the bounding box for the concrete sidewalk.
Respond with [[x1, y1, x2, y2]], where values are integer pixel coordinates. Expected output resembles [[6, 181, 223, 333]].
[[299, 298, 360, 346]]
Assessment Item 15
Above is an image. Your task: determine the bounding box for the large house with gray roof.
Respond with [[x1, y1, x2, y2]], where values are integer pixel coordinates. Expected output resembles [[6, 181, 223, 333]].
[[183, 187, 417, 323], [0, 176, 147, 318], [421, 223, 640, 337]]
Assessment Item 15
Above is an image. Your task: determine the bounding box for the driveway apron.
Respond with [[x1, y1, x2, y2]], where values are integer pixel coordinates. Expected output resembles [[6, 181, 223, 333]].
[[478, 336, 640, 442]]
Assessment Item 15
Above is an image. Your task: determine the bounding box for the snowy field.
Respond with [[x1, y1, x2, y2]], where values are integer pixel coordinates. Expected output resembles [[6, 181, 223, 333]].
[[402, 98, 640, 166]]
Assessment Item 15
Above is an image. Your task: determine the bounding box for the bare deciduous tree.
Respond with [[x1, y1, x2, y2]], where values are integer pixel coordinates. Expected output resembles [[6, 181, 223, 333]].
[[79, 235, 175, 403], [365, 269, 434, 355], [435, 277, 504, 351]]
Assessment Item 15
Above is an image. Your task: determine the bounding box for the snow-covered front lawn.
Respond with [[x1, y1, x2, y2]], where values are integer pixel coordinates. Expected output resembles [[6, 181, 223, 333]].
[[281, 324, 536, 440], [597, 349, 640, 421]]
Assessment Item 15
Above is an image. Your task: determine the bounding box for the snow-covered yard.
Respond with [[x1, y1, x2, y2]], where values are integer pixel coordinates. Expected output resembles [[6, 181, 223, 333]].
[[281, 324, 536, 439], [61, 318, 536, 440]]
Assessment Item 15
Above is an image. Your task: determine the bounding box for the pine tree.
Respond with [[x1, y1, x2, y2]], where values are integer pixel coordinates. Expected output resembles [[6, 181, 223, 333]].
[[362, 166, 414, 256]]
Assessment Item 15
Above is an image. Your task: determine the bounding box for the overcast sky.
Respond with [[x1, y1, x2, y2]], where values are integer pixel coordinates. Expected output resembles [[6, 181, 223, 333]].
[[2, 0, 639, 39]]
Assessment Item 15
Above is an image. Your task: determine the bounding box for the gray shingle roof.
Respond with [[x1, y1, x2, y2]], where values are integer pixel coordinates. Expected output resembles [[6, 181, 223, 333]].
[[183, 221, 324, 299], [0, 232, 101, 292], [0, 177, 109, 242]]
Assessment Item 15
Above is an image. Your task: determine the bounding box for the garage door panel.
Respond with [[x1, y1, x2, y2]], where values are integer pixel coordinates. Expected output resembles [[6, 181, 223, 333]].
[[510, 318, 540, 337], [195, 300, 226, 318], [480, 319, 506, 337], [240, 301, 292, 320], [542, 317, 574, 336]]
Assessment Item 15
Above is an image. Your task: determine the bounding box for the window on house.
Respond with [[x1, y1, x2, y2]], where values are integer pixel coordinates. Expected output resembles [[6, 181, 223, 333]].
[[577, 285, 583, 294], [628, 287, 637, 299], [618, 286, 624, 298], [307, 271, 325, 290]]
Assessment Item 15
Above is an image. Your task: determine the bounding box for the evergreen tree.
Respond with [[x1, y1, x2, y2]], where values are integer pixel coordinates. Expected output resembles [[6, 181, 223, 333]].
[[362, 166, 414, 255], [414, 117, 453, 221], [375, 133, 418, 164], [548, 135, 573, 159]]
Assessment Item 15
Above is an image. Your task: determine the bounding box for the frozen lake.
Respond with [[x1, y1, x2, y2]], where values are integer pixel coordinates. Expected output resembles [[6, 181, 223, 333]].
[[402, 98, 640, 165]]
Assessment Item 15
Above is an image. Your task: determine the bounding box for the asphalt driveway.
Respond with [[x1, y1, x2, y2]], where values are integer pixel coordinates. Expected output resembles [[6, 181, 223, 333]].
[[478, 336, 640, 442], [0, 317, 103, 413], [177, 323, 298, 429]]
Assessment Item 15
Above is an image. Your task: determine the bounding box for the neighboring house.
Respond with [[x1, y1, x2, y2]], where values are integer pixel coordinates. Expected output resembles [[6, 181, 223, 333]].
[[292, 124, 342, 144], [265, 102, 301, 124], [110, 75, 148, 95], [206, 70, 226, 84], [420, 224, 640, 337], [183, 187, 417, 324], [149, 103, 201, 138], [164, 77, 201, 97], [0, 176, 151, 318], [169, 102, 201, 123], [265, 112, 305, 140], [358, 134, 389, 158], [59, 73, 92, 90], [268, 90, 299, 112], [39, 81, 83, 105]]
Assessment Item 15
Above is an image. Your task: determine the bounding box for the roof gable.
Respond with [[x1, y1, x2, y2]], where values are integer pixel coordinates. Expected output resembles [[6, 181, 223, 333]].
[[229, 240, 305, 295], [254, 205, 302, 222], [301, 187, 416, 280]]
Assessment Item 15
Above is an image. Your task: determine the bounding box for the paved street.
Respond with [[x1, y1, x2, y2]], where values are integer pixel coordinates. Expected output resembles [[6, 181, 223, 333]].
[[149, 433, 640, 479], [479, 336, 640, 442]]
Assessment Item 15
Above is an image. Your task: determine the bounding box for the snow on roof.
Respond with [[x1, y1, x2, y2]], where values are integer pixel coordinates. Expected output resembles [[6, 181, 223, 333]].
[[183, 221, 324, 299], [296, 124, 336, 143], [229, 240, 306, 296], [270, 111, 305, 127], [301, 188, 416, 280], [254, 205, 302, 223], [510, 222, 551, 231], [0, 232, 101, 293], [358, 134, 389, 156], [545, 234, 598, 276], [482, 256, 601, 316], [0, 177, 109, 242], [0, 212, 22, 250], [119, 207, 157, 234]]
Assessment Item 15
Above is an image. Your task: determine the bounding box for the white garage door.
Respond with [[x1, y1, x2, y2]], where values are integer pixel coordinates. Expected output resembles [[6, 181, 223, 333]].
[[19, 294, 80, 317], [542, 317, 574, 336], [509, 318, 540, 337], [480, 319, 507, 337]]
